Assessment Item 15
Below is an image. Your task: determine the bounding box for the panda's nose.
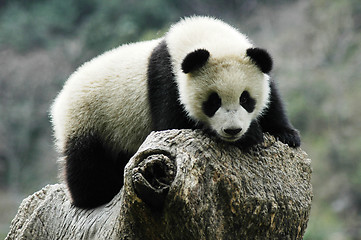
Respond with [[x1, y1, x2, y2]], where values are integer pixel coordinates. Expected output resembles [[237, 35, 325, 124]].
[[224, 128, 242, 136]]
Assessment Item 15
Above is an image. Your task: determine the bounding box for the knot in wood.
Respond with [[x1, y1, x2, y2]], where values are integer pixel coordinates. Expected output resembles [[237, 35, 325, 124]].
[[132, 153, 176, 210]]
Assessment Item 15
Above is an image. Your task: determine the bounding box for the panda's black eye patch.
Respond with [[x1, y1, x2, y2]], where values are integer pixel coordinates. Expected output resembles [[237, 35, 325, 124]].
[[202, 92, 221, 117], [240, 91, 256, 113]]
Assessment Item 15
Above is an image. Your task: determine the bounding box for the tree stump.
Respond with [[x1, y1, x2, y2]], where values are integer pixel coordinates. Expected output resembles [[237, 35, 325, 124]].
[[6, 129, 312, 240]]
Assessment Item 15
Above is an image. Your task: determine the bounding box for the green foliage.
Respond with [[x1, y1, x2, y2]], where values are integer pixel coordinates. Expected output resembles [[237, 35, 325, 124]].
[[0, 0, 79, 50], [304, 204, 347, 240], [79, 0, 180, 54], [0, 0, 178, 53], [287, 79, 331, 132]]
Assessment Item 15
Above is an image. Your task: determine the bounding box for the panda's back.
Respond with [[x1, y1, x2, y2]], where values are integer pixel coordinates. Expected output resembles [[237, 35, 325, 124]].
[[51, 38, 163, 154]]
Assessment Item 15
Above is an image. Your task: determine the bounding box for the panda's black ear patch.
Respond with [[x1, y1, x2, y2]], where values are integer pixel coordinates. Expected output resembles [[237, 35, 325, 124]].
[[246, 48, 273, 74], [181, 49, 210, 74]]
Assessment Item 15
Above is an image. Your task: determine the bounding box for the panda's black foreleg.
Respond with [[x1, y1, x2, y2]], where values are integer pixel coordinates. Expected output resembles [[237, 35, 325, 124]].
[[259, 80, 301, 148], [64, 132, 130, 209]]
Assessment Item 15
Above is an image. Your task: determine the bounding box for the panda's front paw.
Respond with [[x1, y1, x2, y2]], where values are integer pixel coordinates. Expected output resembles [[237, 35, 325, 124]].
[[272, 128, 301, 148]]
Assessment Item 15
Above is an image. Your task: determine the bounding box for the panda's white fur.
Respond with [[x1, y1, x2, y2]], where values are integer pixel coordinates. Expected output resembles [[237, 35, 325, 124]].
[[52, 39, 161, 154], [51, 16, 300, 209]]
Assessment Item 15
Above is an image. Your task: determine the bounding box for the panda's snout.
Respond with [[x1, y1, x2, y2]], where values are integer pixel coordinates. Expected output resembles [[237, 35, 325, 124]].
[[223, 128, 242, 136]]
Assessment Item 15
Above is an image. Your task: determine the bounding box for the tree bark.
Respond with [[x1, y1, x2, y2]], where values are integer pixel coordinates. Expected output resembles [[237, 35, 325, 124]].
[[6, 129, 312, 240]]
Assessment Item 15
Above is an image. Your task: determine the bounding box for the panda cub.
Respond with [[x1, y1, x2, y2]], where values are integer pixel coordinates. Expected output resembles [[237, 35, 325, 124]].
[[51, 16, 300, 209]]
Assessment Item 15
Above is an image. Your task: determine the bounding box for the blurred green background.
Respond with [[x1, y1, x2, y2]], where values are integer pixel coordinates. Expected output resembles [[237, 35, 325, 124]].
[[0, 0, 360, 239]]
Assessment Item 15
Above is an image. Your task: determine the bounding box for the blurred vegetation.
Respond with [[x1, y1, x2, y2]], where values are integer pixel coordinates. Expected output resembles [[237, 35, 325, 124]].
[[0, 0, 360, 239]]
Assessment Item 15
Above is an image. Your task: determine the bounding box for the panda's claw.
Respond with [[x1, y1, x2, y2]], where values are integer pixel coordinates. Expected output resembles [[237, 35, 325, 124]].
[[273, 128, 301, 148]]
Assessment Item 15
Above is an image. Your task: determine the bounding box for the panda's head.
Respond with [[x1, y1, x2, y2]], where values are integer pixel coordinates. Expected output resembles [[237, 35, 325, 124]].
[[179, 48, 272, 142]]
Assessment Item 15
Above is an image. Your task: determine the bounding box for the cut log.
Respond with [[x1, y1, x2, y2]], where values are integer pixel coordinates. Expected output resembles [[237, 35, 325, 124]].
[[6, 129, 312, 240]]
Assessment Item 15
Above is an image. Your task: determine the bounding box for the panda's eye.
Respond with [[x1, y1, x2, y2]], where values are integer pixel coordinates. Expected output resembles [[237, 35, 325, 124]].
[[202, 92, 221, 117], [240, 91, 256, 113], [240, 91, 249, 104]]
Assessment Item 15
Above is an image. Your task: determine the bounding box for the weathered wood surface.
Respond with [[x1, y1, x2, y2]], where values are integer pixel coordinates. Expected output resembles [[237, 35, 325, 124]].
[[6, 129, 312, 240]]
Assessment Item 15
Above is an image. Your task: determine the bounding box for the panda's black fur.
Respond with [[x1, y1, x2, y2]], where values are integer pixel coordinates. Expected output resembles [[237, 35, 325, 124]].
[[148, 40, 200, 131], [55, 17, 300, 209], [65, 132, 131, 209]]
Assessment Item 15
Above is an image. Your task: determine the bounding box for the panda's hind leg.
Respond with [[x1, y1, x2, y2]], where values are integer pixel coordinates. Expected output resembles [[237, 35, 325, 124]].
[[64, 132, 131, 209]]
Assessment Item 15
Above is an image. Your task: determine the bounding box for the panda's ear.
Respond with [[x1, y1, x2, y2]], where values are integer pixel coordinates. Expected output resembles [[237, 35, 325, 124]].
[[181, 49, 210, 74], [246, 48, 273, 74]]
